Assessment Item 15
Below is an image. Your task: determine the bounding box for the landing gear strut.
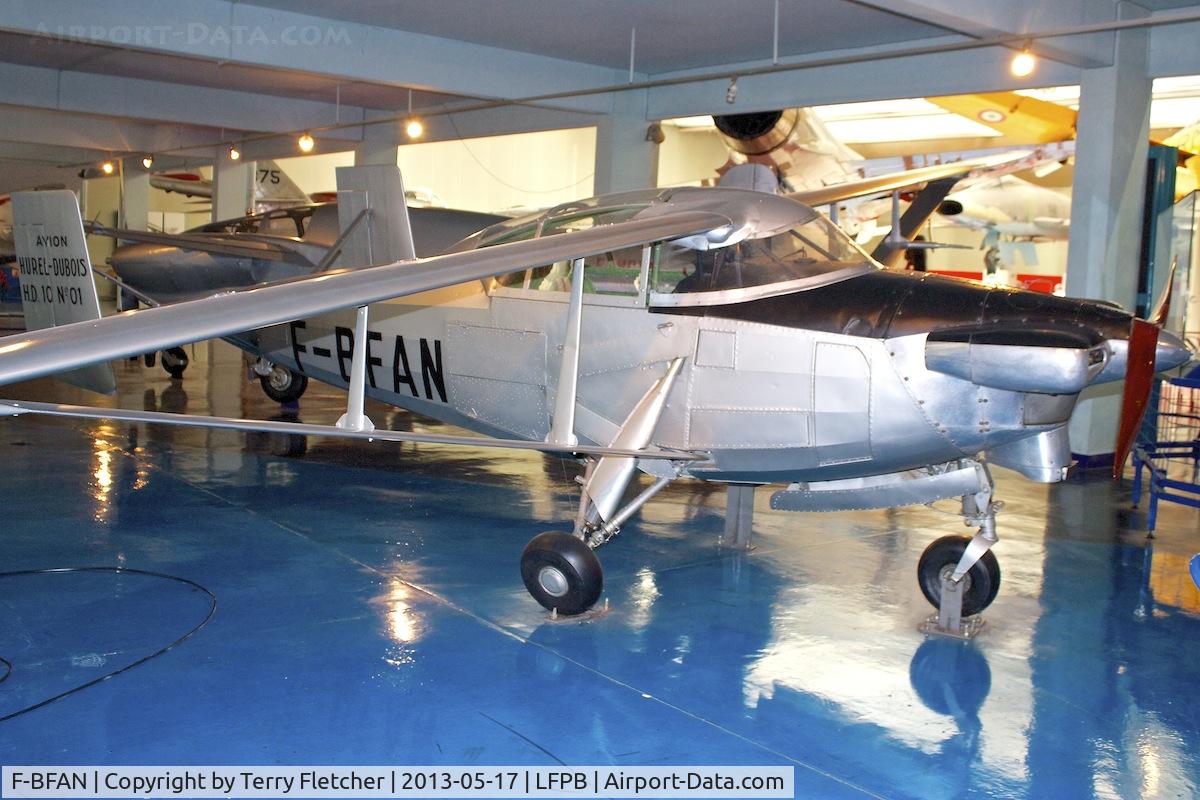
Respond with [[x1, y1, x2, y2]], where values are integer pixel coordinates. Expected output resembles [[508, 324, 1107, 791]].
[[919, 462, 1003, 639], [519, 358, 685, 616]]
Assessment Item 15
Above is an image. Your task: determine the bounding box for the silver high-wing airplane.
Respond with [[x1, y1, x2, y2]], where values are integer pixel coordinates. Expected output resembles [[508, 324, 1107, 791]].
[[0, 167, 1191, 629]]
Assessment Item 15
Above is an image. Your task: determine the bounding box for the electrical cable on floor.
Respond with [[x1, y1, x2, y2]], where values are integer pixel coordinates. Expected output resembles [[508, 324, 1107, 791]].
[[0, 566, 216, 723]]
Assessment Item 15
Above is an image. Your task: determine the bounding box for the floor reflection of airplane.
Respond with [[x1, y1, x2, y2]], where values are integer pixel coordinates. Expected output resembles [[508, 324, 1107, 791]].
[[92, 197, 505, 393], [0, 168, 1191, 623]]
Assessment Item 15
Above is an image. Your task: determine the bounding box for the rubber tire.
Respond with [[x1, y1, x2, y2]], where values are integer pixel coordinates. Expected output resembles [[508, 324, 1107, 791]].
[[162, 347, 188, 379], [917, 534, 1001, 618], [520, 531, 603, 615], [259, 367, 308, 403]]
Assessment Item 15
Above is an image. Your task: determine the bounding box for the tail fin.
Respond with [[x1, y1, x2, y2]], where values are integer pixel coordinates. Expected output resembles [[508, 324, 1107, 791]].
[[253, 160, 310, 206], [333, 165, 416, 267], [11, 190, 116, 394]]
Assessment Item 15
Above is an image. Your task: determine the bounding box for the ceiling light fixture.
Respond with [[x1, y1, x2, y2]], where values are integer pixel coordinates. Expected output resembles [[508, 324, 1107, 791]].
[[100, 161, 115, 175], [403, 89, 424, 140], [1010, 46, 1037, 78], [298, 132, 315, 153], [141, 154, 154, 170], [228, 145, 241, 161]]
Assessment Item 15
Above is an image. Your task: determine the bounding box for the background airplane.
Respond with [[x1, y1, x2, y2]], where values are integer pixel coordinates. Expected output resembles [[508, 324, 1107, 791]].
[[927, 90, 1200, 201], [78, 159, 311, 211], [710, 106, 1047, 262], [91, 198, 505, 390], [935, 173, 1071, 267], [0, 168, 1190, 629]]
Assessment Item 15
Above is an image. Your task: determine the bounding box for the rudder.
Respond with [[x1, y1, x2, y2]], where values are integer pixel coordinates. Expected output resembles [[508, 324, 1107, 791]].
[[12, 190, 116, 394]]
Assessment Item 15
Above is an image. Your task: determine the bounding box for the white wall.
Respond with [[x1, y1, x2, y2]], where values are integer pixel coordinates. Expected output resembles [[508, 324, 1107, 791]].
[[657, 127, 729, 187], [274, 127, 597, 214]]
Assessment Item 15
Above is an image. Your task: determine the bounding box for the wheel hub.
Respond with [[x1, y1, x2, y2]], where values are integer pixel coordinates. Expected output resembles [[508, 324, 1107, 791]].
[[938, 563, 971, 593], [268, 368, 292, 391], [537, 566, 569, 597]]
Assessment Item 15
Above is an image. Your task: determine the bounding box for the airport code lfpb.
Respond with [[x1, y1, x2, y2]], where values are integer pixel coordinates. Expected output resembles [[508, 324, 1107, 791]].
[[2, 766, 794, 798]]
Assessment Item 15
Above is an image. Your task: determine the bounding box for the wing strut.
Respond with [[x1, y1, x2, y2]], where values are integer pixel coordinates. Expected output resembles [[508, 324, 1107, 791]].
[[336, 305, 375, 432], [546, 257, 586, 447]]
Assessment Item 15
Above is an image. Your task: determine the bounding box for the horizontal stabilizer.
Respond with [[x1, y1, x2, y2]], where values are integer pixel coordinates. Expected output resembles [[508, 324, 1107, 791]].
[[86, 222, 312, 265]]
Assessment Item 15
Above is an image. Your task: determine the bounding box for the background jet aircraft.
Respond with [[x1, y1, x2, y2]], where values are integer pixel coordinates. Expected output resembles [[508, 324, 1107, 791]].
[[935, 173, 1070, 264], [711, 107, 1038, 264], [0, 170, 1191, 630]]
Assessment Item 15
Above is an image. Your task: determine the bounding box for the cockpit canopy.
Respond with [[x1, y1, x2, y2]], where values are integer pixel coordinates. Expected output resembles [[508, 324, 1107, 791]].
[[456, 187, 877, 306]]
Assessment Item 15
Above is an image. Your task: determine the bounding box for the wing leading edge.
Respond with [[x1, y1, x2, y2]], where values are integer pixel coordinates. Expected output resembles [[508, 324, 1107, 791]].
[[0, 206, 730, 387]]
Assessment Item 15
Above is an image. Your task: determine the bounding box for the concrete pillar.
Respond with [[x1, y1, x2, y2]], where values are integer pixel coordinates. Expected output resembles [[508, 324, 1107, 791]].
[[593, 89, 659, 194], [1065, 9, 1151, 461], [212, 148, 253, 221], [120, 160, 150, 231]]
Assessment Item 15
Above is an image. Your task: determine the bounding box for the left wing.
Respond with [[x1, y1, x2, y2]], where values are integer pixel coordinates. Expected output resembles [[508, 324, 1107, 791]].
[[0, 206, 729, 387]]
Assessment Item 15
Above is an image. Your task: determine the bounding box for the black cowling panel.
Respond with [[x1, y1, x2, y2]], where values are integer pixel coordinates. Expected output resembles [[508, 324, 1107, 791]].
[[655, 271, 1134, 343]]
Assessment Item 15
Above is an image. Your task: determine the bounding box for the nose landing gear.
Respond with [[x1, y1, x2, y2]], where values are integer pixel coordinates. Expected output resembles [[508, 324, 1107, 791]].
[[919, 463, 1003, 639]]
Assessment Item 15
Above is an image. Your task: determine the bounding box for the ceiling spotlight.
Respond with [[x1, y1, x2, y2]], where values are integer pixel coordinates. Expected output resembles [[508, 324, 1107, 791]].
[[141, 154, 154, 170], [100, 161, 115, 176], [405, 119, 424, 139], [298, 132, 315, 153], [228, 145, 241, 161], [1010, 47, 1036, 78]]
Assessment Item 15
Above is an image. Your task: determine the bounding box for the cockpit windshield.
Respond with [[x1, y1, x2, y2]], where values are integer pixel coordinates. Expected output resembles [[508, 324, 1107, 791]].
[[650, 214, 873, 303]]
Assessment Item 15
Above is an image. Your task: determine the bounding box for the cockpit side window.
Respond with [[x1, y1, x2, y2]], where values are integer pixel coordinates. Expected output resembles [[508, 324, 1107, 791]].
[[651, 215, 872, 300], [486, 216, 646, 299]]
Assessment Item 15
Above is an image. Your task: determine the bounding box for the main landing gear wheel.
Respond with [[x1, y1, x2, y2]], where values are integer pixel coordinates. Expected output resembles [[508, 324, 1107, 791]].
[[161, 347, 189, 379], [259, 365, 308, 403], [520, 531, 603, 616], [918, 534, 1001, 618]]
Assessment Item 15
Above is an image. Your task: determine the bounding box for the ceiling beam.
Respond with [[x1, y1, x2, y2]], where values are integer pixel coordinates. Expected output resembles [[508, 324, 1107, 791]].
[[0, 0, 624, 114], [0, 104, 224, 156], [843, 0, 1114, 69], [0, 61, 368, 139], [172, 104, 601, 162], [645, 38, 1084, 120]]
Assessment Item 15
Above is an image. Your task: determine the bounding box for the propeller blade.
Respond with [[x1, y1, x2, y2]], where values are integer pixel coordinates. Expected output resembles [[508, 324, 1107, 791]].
[[1150, 257, 1176, 327], [1112, 318, 1159, 479]]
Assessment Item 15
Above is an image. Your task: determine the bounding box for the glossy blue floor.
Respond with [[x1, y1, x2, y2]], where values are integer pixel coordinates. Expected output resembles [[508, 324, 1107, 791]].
[[1, 340, 1198, 799]]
